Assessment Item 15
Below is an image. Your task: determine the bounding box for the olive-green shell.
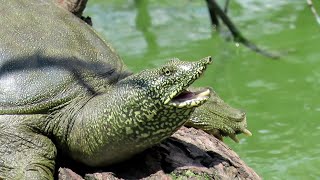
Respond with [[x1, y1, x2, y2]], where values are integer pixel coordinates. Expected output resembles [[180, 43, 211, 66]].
[[0, 0, 127, 114]]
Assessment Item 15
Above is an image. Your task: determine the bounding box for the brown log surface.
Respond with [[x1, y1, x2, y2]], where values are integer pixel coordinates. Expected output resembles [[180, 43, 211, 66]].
[[58, 127, 260, 180], [55, 0, 87, 16], [54, 0, 92, 25]]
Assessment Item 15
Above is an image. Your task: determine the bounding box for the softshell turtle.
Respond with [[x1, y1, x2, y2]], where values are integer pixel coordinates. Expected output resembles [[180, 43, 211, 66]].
[[0, 0, 251, 179]]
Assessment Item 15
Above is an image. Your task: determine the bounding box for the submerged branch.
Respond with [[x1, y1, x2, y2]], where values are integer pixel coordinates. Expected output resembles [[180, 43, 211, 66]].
[[206, 0, 280, 59], [306, 0, 320, 25], [224, 0, 230, 13], [206, 0, 220, 28]]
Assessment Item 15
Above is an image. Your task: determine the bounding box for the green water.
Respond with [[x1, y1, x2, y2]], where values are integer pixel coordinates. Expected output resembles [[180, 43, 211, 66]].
[[85, 0, 320, 179]]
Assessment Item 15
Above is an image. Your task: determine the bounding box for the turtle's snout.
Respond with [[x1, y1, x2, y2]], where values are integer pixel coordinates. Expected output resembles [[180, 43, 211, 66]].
[[199, 56, 212, 65], [189, 56, 212, 77], [196, 56, 212, 74]]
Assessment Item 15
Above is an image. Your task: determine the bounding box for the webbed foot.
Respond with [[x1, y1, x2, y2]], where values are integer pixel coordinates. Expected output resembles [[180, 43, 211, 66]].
[[186, 87, 252, 143]]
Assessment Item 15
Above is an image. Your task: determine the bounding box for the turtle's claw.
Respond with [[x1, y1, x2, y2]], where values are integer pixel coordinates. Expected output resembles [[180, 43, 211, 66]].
[[229, 134, 240, 143], [185, 88, 252, 143], [242, 129, 252, 136], [214, 132, 223, 141]]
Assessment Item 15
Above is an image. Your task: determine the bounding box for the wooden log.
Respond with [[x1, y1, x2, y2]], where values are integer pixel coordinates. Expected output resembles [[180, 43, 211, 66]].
[[58, 127, 261, 179], [54, 0, 92, 25]]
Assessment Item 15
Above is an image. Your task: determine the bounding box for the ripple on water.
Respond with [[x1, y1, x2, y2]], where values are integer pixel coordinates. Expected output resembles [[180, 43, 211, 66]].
[[246, 80, 278, 90]]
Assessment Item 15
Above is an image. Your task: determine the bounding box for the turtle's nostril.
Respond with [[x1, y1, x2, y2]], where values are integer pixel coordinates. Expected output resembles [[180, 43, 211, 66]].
[[199, 56, 213, 65]]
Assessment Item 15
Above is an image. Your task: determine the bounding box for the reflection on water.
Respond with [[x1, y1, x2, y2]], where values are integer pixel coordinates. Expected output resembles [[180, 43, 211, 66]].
[[86, 0, 320, 179], [134, 0, 159, 56]]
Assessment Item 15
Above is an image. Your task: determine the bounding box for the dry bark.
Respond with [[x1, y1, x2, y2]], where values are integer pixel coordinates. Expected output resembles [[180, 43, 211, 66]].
[[54, 0, 92, 25], [57, 127, 260, 180], [55, 0, 87, 16]]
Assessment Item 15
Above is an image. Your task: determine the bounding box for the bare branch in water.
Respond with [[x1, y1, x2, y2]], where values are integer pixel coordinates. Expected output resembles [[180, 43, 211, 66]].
[[206, 0, 220, 29], [205, 0, 280, 59], [224, 0, 230, 14], [306, 0, 320, 25]]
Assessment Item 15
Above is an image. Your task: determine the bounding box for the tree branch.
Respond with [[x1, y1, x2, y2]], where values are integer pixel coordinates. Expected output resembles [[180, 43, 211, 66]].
[[55, 0, 92, 25], [206, 0, 280, 59], [306, 0, 320, 25]]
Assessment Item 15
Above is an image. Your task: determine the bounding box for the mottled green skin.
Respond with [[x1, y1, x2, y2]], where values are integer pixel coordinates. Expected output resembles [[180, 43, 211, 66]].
[[0, 55, 211, 179], [48, 58, 211, 167], [0, 0, 248, 179]]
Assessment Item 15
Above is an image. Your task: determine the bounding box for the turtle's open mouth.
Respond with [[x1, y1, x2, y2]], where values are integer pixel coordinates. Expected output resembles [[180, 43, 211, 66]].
[[168, 88, 211, 108], [161, 56, 212, 108]]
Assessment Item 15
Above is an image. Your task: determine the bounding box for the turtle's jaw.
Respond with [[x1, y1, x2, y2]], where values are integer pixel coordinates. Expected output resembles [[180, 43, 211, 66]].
[[168, 88, 211, 108]]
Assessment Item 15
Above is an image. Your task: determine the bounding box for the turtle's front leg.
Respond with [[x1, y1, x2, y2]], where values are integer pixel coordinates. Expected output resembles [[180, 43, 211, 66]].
[[186, 87, 252, 142], [0, 115, 56, 180]]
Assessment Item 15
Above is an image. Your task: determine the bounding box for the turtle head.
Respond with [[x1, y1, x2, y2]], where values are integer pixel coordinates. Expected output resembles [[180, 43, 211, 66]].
[[67, 57, 215, 166], [129, 56, 212, 108]]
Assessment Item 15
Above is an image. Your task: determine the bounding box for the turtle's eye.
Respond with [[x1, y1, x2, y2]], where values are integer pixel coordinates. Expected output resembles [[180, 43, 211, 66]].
[[162, 67, 173, 76]]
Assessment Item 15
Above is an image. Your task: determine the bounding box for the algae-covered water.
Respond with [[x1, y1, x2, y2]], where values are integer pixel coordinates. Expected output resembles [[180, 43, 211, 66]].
[[85, 0, 320, 179]]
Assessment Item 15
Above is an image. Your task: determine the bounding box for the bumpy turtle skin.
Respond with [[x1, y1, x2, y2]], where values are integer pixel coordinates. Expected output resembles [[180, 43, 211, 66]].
[[44, 57, 212, 167], [0, 55, 211, 179], [186, 88, 248, 142]]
